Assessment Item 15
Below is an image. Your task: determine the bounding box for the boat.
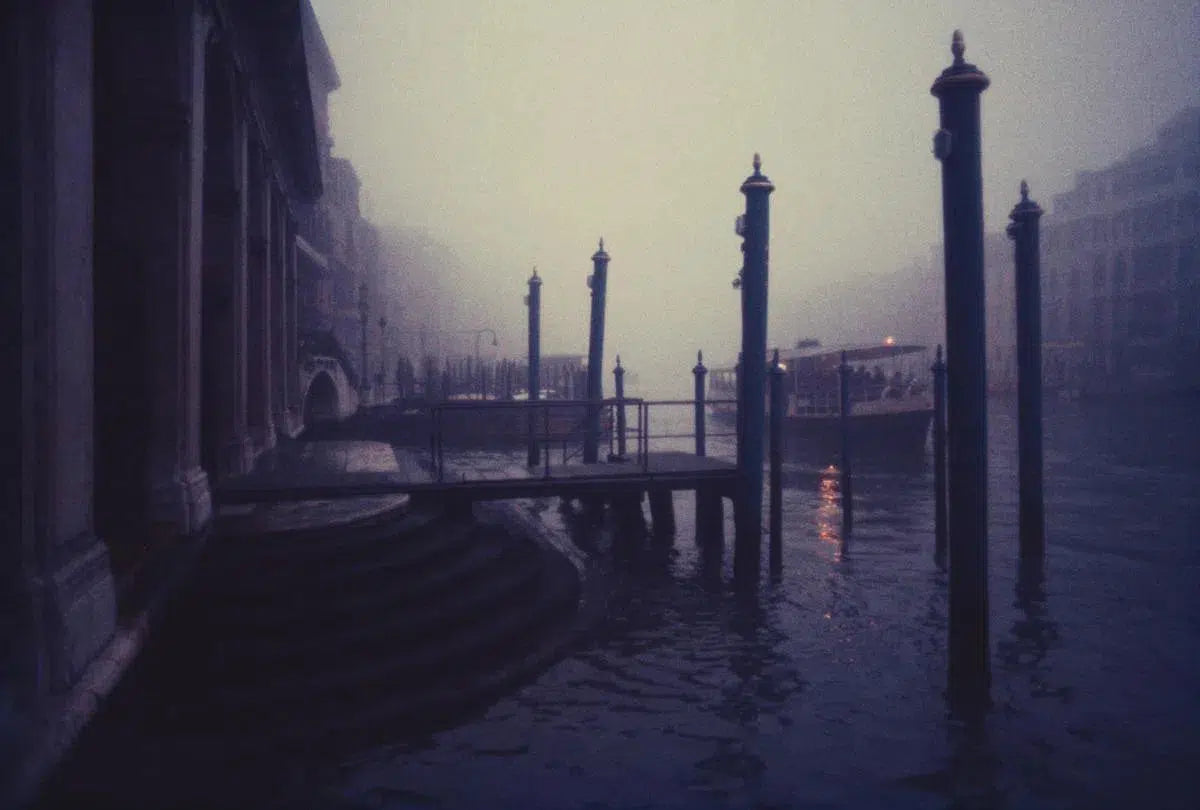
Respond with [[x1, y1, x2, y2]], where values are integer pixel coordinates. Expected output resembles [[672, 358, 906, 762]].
[[709, 340, 935, 464]]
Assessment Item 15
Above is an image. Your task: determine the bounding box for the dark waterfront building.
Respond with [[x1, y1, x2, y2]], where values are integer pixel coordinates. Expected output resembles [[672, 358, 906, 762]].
[[296, 0, 386, 409], [1, 1, 356, 803], [987, 106, 1200, 394]]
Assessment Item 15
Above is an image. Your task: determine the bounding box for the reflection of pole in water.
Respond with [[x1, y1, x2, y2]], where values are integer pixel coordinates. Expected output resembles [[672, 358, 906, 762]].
[[839, 352, 853, 541], [997, 558, 1059, 689]]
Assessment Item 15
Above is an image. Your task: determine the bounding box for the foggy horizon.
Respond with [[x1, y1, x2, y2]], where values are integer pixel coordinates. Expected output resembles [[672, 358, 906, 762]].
[[310, 0, 1199, 390]]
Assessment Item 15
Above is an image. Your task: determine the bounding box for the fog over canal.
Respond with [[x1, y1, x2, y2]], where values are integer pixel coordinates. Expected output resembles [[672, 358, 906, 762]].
[[311, 0, 1197, 387]]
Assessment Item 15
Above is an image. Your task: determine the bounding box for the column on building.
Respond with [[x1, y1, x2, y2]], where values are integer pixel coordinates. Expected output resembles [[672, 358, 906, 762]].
[[246, 141, 276, 450], [6, 0, 117, 717], [270, 184, 291, 434], [286, 214, 302, 415], [93, 0, 211, 541], [200, 33, 252, 479]]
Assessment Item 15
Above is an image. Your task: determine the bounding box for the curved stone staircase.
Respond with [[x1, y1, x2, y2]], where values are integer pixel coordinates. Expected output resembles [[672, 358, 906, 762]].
[[39, 497, 581, 807]]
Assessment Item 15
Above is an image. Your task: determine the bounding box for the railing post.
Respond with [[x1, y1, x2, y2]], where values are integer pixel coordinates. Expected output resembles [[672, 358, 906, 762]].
[[734, 154, 774, 590], [932, 345, 948, 565], [436, 406, 445, 483], [613, 356, 627, 460], [839, 351, 853, 539], [769, 349, 784, 578], [584, 239, 609, 463], [543, 399, 551, 479], [932, 29, 992, 717], [693, 350, 707, 457], [526, 268, 542, 467], [429, 404, 437, 481], [1008, 180, 1045, 563]]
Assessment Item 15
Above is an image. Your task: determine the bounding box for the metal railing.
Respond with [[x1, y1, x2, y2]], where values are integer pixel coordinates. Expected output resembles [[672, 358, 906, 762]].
[[423, 396, 738, 482], [428, 398, 635, 482]]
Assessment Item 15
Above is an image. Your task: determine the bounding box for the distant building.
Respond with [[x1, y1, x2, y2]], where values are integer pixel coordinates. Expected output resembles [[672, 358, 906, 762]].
[[986, 105, 1200, 395], [298, 1, 387, 401]]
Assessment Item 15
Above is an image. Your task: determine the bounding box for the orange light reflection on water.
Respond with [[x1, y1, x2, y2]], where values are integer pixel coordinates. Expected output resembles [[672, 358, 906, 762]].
[[817, 466, 843, 560]]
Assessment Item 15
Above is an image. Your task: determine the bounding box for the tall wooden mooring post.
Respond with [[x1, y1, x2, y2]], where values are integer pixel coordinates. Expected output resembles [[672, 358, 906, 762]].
[[931, 30, 991, 715], [734, 155, 774, 587], [584, 239, 610, 463], [1007, 181, 1046, 562], [526, 268, 542, 467]]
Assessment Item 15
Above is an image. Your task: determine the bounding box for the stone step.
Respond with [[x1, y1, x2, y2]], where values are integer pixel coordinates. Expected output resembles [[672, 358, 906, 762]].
[[308, 546, 583, 752], [196, 514, 479, 605], [213, 494, 415, 544], [192, 558, 574, 735], [200, 507, 446, 577], [208, 541, 540, 681], [194, 531, 528, 642]]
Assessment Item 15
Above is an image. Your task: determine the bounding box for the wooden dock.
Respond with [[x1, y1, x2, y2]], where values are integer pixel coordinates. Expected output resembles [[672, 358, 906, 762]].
[[216, 449, 737, 506]]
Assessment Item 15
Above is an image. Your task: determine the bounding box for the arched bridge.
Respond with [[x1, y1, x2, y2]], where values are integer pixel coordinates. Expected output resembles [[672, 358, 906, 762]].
[[299, 354, 358, 428]]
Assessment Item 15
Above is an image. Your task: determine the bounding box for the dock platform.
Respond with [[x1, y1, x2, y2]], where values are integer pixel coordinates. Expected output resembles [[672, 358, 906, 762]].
[[215, 441, 737, 505]]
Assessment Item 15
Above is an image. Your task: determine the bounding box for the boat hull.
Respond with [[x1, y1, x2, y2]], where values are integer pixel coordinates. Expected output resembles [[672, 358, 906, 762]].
[[777, 407, 933, 466], [712, 405, 934, 466]]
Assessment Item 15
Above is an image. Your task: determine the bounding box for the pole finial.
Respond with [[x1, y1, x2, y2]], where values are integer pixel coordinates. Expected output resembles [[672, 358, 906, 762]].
[[752, 153, 762, 174], [1020, 179, 1029, 202], [599, 237, 604, 251], [616, 354, 621, 368], [698, 350, 703, 363], [951, 30, 965, 64]]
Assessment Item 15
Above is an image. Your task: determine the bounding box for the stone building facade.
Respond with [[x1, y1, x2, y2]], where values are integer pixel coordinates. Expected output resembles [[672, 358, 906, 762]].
[[3, 1, 325, 802], [986, 106, 1200, 394], [297, 1, 387, 403]]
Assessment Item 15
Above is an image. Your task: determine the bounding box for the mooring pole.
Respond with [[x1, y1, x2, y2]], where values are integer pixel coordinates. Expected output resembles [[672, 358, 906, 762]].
[[693, 351, 707, 457], [584, 239, 610, 463], [932, 344, 948, 565], [838, 351, 853, 540], [1008, 180, 1045, 562], [769, 349, 785, 578], [613, 356, 627, 460], [526, 268, 542, 467], [734, 154, 774, 589], [932, 29, 991, 715]]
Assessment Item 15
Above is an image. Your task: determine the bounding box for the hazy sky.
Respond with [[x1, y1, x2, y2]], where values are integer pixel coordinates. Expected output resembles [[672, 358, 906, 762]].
[[310, 0, 1198, 385]]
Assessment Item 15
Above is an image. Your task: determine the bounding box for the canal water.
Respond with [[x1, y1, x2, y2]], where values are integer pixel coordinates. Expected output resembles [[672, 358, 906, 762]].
[[322, 396, 1200, 810]]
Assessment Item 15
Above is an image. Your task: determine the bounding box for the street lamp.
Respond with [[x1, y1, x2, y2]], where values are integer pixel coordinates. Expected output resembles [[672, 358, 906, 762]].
[[377, 315, 389, 403], [357, 282, 369, 401], [457, 328, 498, 400]]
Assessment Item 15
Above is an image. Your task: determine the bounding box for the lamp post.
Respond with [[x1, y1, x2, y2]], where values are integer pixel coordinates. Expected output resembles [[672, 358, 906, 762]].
[[457, 328, 498, 400], [378, 315, 388, 403], [357, 282, 369, 402]]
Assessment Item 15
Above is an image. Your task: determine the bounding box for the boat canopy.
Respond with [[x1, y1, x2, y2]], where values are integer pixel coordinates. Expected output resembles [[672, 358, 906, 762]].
[[713, 342, 928, 374]]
